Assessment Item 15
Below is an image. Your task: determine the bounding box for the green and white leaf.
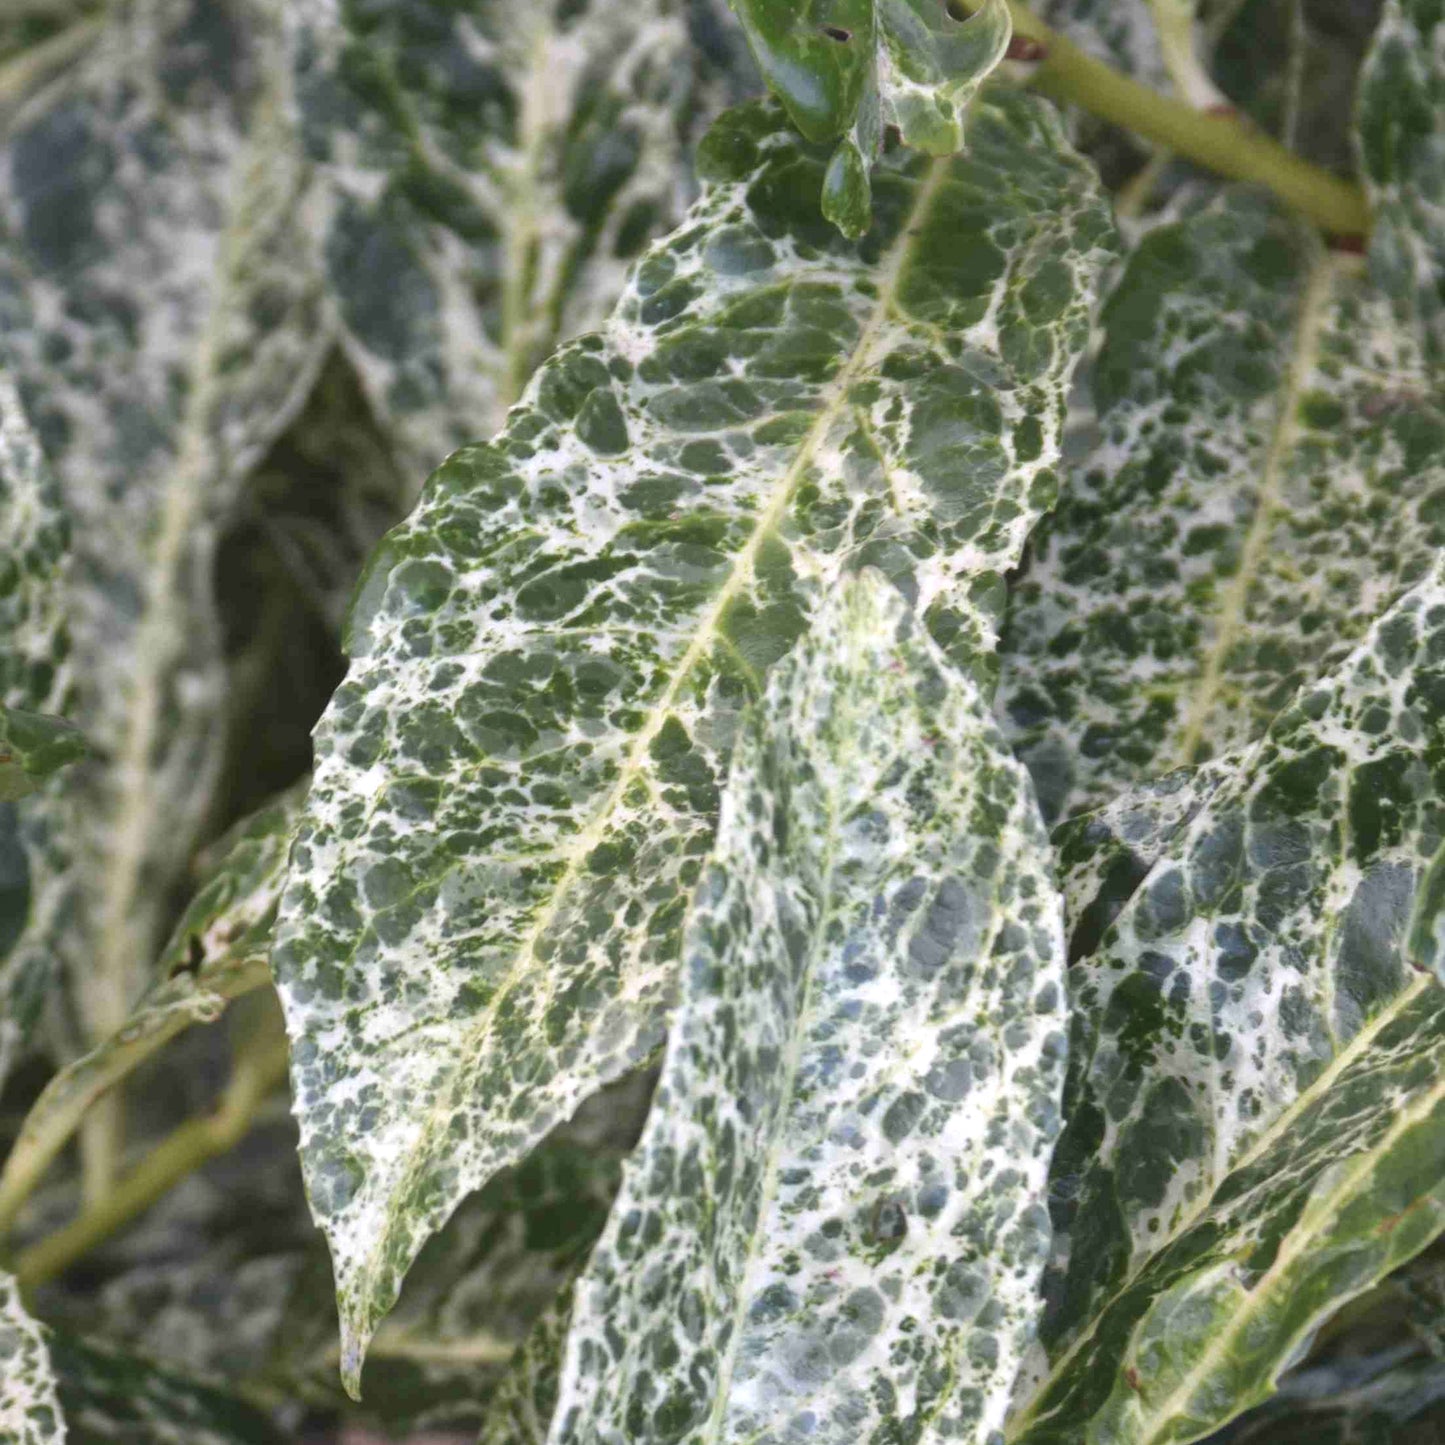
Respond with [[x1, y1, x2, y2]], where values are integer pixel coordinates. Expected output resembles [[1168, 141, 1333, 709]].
[[0, 789, 298, 1238], [1052, 756, 1230, 965], [727, 0, 1012, 236], [1006, 563, 1445, 1445], [0, 0, 329, 1051], [274, 92, 1114, 1388], [2, 1269, 284, 1444], [0, 707, 86, 803], [273, 1133, 629, 1434], [1035, 0, 1168, 86], [1209, 1355, 1445, 1444], [46, 1334, 286, 1444], [0, 1272, 62, 1444], [539, 572, 1065, 1445], [998, 189, 1445, 821], [1357, 0, 1445, 365], [0, 374, 73, 1085], [289, 0, 746, 476]]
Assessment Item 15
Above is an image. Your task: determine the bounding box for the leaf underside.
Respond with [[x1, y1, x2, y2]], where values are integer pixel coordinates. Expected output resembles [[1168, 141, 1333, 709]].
[[274, 89, 1115, 1388]]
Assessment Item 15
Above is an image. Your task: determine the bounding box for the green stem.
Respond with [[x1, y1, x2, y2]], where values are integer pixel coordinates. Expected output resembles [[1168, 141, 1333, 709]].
[[988, 0, 1370, 237], [0, 957, 270, 1240], [14, 1034, 290, 1291]]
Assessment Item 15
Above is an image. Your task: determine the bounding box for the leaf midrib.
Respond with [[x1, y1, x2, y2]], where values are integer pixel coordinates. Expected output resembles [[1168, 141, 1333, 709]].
[[1170, 246, 1336, 768], [1136, 1023, 1445, 1445], [344, 153, 954, 1355], [1006, 971, 1434, 1440]]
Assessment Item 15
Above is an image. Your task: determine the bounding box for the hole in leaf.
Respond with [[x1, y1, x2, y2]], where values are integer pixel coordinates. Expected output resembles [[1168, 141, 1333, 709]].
[[820, 24, 852, 41], [945, 1, 970, 19]]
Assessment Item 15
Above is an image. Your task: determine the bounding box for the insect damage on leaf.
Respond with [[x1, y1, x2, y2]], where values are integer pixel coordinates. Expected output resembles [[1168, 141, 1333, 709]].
[[1008, 562, 1445, 1445], [273, 90, 1115, 1393], [540, 572, 1067, 1445], [726, 0, 1013, 235]]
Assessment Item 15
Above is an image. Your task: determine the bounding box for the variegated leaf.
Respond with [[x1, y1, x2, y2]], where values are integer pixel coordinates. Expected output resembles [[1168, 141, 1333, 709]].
[[273, 1132, 630, 1434], [0, 0, 329, 1052], [1209, 1355, 1445, 1444], [0, 374, 73, 1086], [2, 1270, 284, 1444], [1005, 564, 1445, 1445], [539, 571, 1065, 1445], [274, 92, 1115, 1388], [0, 1272, 62, 1444], [1357, 0, 1445, 365], [46, 1335, 286, 1444], [997, 189, 1445, 822], [1052, 756, 1230, 964], [727, 0, 1012, 236], [288, 0, 746, 477], [0, 789, 297, 1237], [1035, 0, 1168, 86], [0, 708, 86, 803]]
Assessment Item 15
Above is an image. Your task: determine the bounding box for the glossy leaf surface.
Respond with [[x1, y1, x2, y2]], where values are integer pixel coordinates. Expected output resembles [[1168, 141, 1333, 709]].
[[275, 90, 1113, 1389], [727, 0, 1012, 234]]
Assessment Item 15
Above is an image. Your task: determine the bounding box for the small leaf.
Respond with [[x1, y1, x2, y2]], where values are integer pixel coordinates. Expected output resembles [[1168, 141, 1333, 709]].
[[274, 92, 1114, 1390], [1008, 563, 1445, 1445], [1357, 0, 1445, 364], [998, 189, 1445, 821], [727, 0, 1012, 234], [0, 707, 87, 803], [539, 572, 1066, 1444], [0, 1272, 62, 1444]]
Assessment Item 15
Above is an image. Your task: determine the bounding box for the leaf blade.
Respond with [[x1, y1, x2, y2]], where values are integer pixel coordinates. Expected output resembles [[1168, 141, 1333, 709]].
[[274, 91, 1115, 1388], [997, 189, 1445, 821], [0, 1272, 63, 1445], [545, 570, 1066, 1445], [1008, 563, 1445, 1445]]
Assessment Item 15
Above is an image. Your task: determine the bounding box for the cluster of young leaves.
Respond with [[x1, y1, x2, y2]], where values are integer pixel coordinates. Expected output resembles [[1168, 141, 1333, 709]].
[[2, 0, 1445, 1442]]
